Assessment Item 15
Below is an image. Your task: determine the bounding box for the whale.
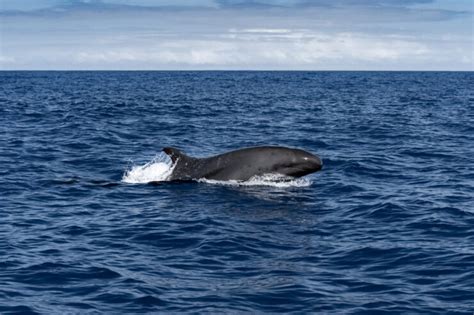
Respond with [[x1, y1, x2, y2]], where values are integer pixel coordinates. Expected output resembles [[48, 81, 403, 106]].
[[163, 146, 322, 182]]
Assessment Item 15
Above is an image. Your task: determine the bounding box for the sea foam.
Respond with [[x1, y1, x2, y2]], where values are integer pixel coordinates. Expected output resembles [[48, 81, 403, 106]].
[[199, 174, 311, 188], [122, 153, 175, 184]]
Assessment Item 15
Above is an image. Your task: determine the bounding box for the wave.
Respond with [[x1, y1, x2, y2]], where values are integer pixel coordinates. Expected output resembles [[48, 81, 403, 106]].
[[122, 155, 311, 187], [199, 174, 311, 188], [122, 153, 175, 184]]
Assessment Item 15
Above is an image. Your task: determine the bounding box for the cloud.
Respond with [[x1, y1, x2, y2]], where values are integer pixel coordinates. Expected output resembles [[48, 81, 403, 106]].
[[217, 0, 435, 7], [0, 0, 469, 16], [0, 0, 217, 12], [0, 0, 471, 70], [99, 0, 216, 7], [69, 30, 430, 68], [0, 55, 16, 64]]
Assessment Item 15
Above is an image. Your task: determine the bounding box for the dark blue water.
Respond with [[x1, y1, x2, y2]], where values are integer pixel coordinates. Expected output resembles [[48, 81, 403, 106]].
[[1, 71, 473, 314]]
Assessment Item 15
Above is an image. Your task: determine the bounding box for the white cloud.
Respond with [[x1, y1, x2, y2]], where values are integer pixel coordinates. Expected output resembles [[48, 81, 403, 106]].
[[71, 31, 430, 69], [1, 3, 471, 70], [100, 0, 218, 8], [232, 28, 294, 34], [0, 55, 16, 65]]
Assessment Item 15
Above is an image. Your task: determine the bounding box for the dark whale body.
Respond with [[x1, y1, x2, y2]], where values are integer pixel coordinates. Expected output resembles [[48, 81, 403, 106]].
[[163, 146, 322, 182]]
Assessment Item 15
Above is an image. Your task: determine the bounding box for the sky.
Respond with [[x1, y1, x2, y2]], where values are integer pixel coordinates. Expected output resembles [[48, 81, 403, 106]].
[[0, 0, 472, 70]]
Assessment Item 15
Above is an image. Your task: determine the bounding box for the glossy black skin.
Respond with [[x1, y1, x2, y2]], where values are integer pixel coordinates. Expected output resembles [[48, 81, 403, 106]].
[[163, 146, 322, 182]]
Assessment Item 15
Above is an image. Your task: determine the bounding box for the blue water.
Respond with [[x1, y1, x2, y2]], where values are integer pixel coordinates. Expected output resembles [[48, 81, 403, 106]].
[[1, 71, 473, 314]]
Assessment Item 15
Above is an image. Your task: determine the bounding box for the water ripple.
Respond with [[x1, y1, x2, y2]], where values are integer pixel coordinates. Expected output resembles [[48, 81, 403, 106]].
[[1, 71, 473, 314]]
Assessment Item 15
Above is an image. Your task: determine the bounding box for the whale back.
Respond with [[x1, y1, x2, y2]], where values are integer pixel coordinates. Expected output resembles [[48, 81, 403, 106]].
[[163, 147, 188, 163], [163, 146, 322, 182], [163, 147, 201, 181], [198, 146, 311, 181]]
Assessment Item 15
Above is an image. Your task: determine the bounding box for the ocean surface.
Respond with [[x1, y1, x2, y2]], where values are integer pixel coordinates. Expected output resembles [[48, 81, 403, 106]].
[[1, 71, 473, 314]]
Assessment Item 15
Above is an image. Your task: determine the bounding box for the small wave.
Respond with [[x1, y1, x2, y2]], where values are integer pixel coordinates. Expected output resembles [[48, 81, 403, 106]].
[[199, 174, 312, 188], [122, 153, 175, 184]]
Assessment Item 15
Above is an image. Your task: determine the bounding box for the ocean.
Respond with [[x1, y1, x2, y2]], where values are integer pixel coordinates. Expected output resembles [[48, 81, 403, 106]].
[[1, 71, 473, 314]]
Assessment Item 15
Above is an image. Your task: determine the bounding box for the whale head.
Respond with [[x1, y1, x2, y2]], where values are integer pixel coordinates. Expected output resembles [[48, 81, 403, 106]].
[[273, 148, 322, 178]]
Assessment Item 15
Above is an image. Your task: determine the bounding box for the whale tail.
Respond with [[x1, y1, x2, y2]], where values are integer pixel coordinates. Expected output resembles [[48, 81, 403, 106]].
[[163, 147, 191, 163]]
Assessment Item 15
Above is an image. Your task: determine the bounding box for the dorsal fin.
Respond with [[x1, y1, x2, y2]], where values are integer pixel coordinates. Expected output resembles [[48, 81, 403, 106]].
[[163, 147, 188, 163]]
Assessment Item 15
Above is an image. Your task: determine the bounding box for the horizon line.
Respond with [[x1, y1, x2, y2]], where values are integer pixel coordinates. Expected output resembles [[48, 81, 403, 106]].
[[1, 69, 473, 72]]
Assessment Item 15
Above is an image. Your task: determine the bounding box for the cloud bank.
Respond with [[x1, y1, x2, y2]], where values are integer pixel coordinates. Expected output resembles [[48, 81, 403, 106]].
[[0, 0, 472, 70]]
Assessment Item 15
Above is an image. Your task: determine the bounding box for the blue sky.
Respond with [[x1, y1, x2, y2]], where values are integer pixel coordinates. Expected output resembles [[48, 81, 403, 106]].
[[0, 0, 472, 70]]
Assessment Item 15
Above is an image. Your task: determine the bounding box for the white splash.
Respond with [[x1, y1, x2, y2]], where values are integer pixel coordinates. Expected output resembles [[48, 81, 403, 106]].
[[199, 173, 312, 188], [122, 153, 175, 184]]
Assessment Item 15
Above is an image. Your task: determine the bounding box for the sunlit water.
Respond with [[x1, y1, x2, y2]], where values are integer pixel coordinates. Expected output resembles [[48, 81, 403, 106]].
[[1, 71, 473, 314]]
